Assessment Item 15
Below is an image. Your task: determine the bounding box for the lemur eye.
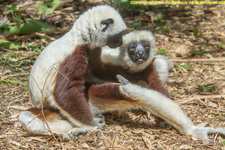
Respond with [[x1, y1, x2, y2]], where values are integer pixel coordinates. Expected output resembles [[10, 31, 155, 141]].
[[130, 48, 134, 50], [145, 46, 149, 49]]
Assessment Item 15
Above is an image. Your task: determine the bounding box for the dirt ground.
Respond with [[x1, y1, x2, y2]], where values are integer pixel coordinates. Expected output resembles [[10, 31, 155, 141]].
[[0, 1, 225, 149]]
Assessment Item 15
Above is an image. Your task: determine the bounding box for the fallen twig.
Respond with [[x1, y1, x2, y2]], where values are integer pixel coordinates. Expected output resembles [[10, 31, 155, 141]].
[[1, 73, 30, 80], [171, 58, 225, 62], [175, 95, 225, 104]]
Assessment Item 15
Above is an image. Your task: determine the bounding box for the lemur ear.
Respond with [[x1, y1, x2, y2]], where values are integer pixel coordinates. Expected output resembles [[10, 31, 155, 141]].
[[101, 18, 114, 32]]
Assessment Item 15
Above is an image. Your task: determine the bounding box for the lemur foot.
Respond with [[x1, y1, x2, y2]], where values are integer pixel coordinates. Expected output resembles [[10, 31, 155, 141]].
[[117, 74, 138, 99], [159, 121, 172, 129], [64, 128, 89, 140], [116, 74, 129, 85], [94, 113, 105, 128], [188, 126, 225, 145], [119, 83, 140, 100]]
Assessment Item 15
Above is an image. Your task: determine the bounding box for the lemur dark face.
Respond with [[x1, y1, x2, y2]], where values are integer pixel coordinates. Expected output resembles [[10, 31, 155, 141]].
[[128, 40, 150, 64]]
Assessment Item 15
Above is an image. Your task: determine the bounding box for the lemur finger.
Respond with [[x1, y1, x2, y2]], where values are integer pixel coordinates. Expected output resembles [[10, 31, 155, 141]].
[[116, 74, 129, 85]]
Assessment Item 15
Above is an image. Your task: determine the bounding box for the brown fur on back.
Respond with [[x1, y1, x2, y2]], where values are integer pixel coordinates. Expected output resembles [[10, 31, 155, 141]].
[[54, 45, 94, 125]]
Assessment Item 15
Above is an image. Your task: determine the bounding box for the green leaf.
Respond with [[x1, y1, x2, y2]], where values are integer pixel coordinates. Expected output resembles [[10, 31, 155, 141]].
[[52, 0, 60, 9], [4, 5, 16, 14], [0, 79, 27, 86], [36, 3, 54, 15], [157, 12, 163, 22], [0, 24, 13, 34], [211, 113, 225, 117], [12, 13, 23, 22], [211, 113, 219, 117], [221, 42, 225, 47], [0, 39, 21, 50], [25, 85, 29, 91], [121, 0, 133, 6], [197, 83, 215, 91], [4, 5, 25, 14], [222, 141, 225, 145], [36, 0, 59, 15], [176, 63, 194, 71], [156, 49, 168, 55], [192, 51, 210, 55], [132, 22, 142, 28], [9, 18, 54, 34], [157, 24, 170, 33], [193, 30, 198, 37]]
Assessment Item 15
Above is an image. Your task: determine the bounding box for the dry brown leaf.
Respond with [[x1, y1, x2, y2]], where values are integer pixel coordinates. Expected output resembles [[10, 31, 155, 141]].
[[208, 101, 218, 108], [175, 45, 191, 57]]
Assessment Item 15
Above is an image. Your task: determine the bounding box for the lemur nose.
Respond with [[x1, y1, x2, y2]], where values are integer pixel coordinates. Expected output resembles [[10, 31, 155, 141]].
[[137, 50, 144, 57]]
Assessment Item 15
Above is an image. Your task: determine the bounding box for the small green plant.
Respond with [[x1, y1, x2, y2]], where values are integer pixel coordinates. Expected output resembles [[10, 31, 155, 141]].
[[222, 141, 225, 145], [132, 22, 143, 29], [157, 24, 170, 33], [197, 83, 216, 91], [0, 79, 27, 86], [156, 49, 168, 55], [220, 42, 225, 47], [0, 39, 21, 50], [1, 3, 54, 35], [9, 18, 54, 34], [193, 29, 198, 37], [0, 24, 12, 34], [176, 63, 194, 71], [0, 79, 29, 91], [157, 12, 163, 23], [210, 113, 225, 117], [36, 0, 60, 15], [4, 5, 25, 15], [192, 51, 211, 55], [4, 5, 25, 23]]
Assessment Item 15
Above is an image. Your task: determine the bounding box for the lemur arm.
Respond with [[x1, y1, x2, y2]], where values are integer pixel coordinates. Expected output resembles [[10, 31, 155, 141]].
[[153, 55, 174, 84], [145, 60, 170, 97]]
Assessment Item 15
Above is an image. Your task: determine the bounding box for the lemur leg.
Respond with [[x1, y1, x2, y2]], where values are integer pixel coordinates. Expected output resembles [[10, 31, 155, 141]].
[[19, 108, 74, 135], [117, 75, 225, 144], [88, 83, 138, 114], [19, 108, 105, 139]]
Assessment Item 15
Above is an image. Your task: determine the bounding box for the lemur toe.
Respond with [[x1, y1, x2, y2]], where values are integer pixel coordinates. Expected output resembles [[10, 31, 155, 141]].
[[116, 74, 129, 85], [94, 114, 105, 128], [208, 139, 214, 145]]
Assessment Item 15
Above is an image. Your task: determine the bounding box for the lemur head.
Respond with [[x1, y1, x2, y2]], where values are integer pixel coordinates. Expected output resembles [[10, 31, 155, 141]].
[[72, 5, 126, 49], [120, 30, 156, 72]]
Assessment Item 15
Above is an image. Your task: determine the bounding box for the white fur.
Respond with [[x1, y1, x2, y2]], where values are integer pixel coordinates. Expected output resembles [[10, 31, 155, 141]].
[[29, 5, 126, 109], [119, 82, 225, 144], [100, 31, 173, 84], [19, 111, 73, 134], [101, 30, 156, 72], [21, 5, 126, 136], [120, 30, 156, 72], [153, 55, 174, 84], [101, 46, 121, 65]]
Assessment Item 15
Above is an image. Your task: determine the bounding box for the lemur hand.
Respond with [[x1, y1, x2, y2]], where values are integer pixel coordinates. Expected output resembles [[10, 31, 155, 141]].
[[116, 74, 129, 85]]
